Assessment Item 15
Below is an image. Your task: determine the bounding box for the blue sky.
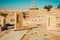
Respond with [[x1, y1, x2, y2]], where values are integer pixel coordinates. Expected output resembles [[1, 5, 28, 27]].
[[0, 0, 60, 10]]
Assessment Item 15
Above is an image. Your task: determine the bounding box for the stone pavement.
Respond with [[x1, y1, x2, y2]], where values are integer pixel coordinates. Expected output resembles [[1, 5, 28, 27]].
[[21, 27, 44, 40], [0, 27, 60, 40], [21, 27, 60, 40], [0, 30, 12, 38], [0, 30, 28, 40]]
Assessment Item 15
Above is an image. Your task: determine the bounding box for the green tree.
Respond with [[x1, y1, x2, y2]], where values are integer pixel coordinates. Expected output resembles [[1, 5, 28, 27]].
[[57, 4, 60, 9], [47, 5, 52, 11], [44, 6, 48, 9], [44, 5, 53, 11]]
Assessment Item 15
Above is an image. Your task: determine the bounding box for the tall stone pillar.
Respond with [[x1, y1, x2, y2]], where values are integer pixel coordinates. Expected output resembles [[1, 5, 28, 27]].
[[16, 12, 23, 30], [47, 16, 56, 30]]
